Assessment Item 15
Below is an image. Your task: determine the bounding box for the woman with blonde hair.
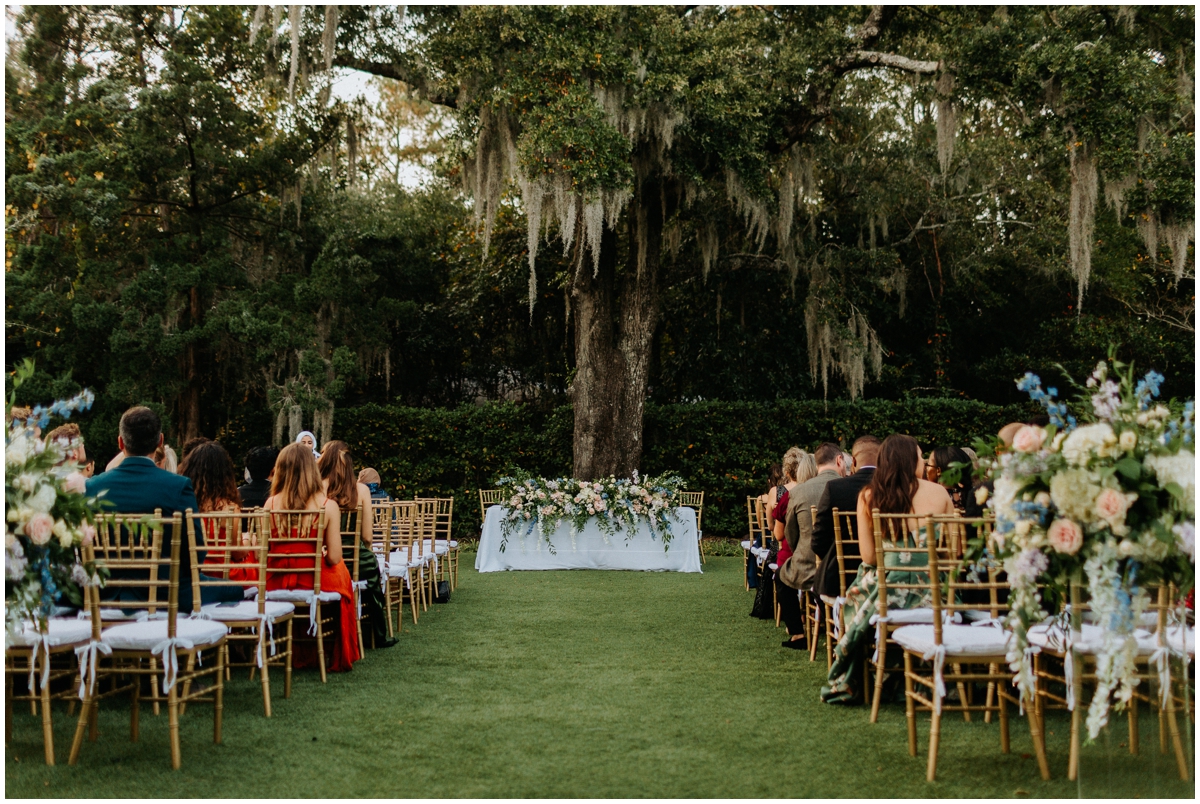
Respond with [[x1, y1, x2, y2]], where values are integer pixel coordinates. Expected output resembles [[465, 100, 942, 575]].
[[318, 441, 393, 649], [264, 443, 361, 672]]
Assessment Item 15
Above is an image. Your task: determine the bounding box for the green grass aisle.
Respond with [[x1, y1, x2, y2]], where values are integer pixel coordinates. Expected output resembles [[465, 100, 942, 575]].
[[5, 556, 1194, 797]]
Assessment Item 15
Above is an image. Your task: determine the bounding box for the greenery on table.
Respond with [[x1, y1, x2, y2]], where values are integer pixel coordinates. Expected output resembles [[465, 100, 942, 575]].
[[493, 472, 685, 554], [4, 6, 1194, 480]]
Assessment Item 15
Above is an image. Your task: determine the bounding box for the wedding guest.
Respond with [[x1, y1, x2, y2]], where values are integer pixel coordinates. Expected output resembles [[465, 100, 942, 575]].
[[155, 443, 178, 473], [926, 446, 974, 511], [295, 430, 321, 460], [759, 449, 816, 641], [320, 442, 394, 649], [45, 423, 89, 477], [180, 436, 211, 465], [841, 451, 854, 477], [748, 464, 785, 590], [181, 441, 257, 582], [357, 467, 391, 502], [239, 446, 278, 509], [7, 406, 40, 437], [87, 406, 242, 610], [997, 422, 1025, 449], [821, 434, 954, 705], [751, 453, 804, 619], [812, 435, 879, 604], [264, 443, 361, 672]]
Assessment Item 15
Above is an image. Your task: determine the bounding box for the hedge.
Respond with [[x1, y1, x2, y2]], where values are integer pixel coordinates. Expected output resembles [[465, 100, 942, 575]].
[[334, 398, 1036, 543]]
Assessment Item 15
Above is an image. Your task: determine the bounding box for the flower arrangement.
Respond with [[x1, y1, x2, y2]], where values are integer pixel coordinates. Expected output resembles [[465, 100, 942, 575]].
[[494, 471, 686, 554], [974, 352, 1194, 739], [5, 361, 102, 637]]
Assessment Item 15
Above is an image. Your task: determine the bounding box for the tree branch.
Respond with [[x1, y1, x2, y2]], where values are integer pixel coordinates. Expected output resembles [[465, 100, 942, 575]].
[[332, 55, 458, 108], [844, 51, 939, 74]]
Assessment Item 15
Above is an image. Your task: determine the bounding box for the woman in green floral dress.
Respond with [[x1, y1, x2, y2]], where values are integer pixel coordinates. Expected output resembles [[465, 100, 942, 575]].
[[821, 435, 955, 705]]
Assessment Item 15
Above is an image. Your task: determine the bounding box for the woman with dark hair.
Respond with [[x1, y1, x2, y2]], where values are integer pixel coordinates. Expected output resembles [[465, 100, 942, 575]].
[[820, 434, 954, 705], [926, 445, 974, 512], [318, 441, 393, 649], [180, 441, 256, 582]]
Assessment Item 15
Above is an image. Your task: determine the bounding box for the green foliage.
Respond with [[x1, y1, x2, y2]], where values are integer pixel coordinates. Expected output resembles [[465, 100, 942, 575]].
[[333, 398, 1035, 542]]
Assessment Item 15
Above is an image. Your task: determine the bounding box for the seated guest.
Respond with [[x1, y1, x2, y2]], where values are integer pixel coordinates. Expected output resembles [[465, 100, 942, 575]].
[[264, 443, 361, 672], [821, 434, 954, 705], [926, 446, 974, 512], [180, 436, 211, 465], [759, 449, 813, 640], [321, 442, 394, 649], [749, 463, 785, 589], [8, 406, 40, 437], [295, 430, 321, 460], [751, 452, 803, 619], [45, 422, 89, 477], [778, 443, 845, 649], [357, 467, 391, 502], [86, 406, 242, 611], [812, 435, 880, 601], [239, 446, 279, 509], [841, 451, 854, 477], [155, 443, 179, 473], [181, 441, 257, 582]]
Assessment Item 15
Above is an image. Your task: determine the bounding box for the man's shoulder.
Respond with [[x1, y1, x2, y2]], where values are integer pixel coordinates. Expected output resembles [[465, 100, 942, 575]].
[[87, 459, 190, 509]]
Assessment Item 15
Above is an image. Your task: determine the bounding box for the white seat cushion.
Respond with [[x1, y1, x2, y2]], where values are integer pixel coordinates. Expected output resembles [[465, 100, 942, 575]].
[[740, 540, 753, 550], [963, 609, 1001, 623], [199, 600, 295, 622], [101, 618, 228, 651], [768, 562, 779, 571], [874, 608, 962, 626], [1082, 610, 1159, 629], [1028, 623, 1158, 656], [265, 589, 341, 604], [8, 618, 93, 647], [893, 623, 1010, 658], [78, 608, 168, 622], [435, 539, 459, 549]]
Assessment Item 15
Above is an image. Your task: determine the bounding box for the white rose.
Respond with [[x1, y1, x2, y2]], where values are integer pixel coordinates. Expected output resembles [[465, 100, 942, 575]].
[[1145, 451, 1196, 515], [1051, 432, 1066, 452], [1035, 491, 1051, 507], [17, 474, 36, 493], [1014, 519, 1032, 537], [1118, 431, 1137, 452], [974, 486, 989, 505], [57, 527, 74, 548], [5, 435, 30, 467], [27, 482, 57, 514], [1062, 423, 1117, 465]]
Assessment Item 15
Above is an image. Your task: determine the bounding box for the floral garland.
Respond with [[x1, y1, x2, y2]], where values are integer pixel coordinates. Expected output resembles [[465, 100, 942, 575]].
[[494, 471, 685, 554], [974, 353, 1194, 739], [5, 362, 103, 637]]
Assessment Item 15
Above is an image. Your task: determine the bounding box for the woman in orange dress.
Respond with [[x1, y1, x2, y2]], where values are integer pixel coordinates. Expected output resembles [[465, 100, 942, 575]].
[[180, 441, 259, 583], [263, 443, 361, 672]]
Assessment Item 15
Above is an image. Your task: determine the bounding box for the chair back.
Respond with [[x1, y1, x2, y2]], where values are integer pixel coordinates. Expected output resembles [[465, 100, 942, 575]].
[[426, 497, 454, 542], [745, 496, 761, 543], [263, 509, 328, 595], [754, 497, 771, 549], [870, 510, 946, 626], [479, 489, 504, 523], [184, 508, 268, 614], [389, 500, 419, 564], [677, 491, 704, 532], [338, 504, 363, 587], [830, 508, 861, 597], [84, 511, 182, 640]]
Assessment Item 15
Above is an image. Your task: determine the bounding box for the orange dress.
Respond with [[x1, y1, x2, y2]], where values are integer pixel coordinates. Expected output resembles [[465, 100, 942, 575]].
[[265, 526, 361, 672]]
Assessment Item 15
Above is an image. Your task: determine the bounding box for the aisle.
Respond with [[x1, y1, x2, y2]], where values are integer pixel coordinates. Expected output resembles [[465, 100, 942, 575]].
[[5, 557, 1193, 798]]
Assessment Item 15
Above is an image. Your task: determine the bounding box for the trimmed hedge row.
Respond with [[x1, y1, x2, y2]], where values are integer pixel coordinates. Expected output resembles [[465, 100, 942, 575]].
[[338, 398, 1036, 542]]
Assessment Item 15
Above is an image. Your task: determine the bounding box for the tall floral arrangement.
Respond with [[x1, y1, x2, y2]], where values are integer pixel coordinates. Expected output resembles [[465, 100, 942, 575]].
[[5, 362, 102, 636], [975, 353, 1194, 739], [494, 471, 685, 554]]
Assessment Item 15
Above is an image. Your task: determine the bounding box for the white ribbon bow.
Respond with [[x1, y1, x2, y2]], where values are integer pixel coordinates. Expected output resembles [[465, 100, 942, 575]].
[[1063, 629, 1077, 711], [922, 643, 948, 715], [74, 639, 112, 699], [1151, 645, 1172, 708], [26, 632, 53, 694], [352, 580, 369, 622], [151, 636, 196, 694], [304, 593, 319, 636], [831, 597, 846, 639], [1018, 645, 1041, 715], [255, 613, 277, 668], [970, 617, 1006, 629]]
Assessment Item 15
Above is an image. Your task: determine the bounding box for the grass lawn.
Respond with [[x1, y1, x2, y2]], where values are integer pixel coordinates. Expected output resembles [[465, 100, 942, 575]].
[[5, 555, 1194, 798]]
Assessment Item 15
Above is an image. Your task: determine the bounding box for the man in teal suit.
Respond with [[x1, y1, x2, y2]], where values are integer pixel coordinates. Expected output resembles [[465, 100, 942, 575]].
[[87, 406, 242, 611]]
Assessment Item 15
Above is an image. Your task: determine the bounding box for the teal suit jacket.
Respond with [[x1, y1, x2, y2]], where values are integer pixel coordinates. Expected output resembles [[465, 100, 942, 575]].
[[86, 456, 238, 610]]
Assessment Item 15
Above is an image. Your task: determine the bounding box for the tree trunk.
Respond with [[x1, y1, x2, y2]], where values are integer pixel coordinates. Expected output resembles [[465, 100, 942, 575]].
[[569, 168, 671, 479]]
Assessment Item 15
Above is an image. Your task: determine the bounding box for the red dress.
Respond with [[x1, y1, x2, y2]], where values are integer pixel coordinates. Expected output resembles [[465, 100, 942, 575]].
[[200, 519, 259, 583], [266, 524, 361, 672], [773, 491, 793, 565]]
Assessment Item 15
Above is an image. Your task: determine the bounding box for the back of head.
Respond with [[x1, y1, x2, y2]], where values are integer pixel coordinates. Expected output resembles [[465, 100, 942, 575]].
[[270, 442, 323, 510], [867, 434, 921, 514], [795, 453, 818, 484], [997, 422, 1025, 448], [766, 463, 784, 489], [782, 447, 804, 482], [46, 423, 84, 463], [156, 444, 178, 473], [180, 436, 211, 464], [931, 446, 972, 491], [119, 406, 162, 457], [179, 441, 239, 512], [814, 441, 842, 468], [851, 435, 881, 468], [245, 446, 279, 483], [316, 440, 358, 510], [358, 467, 381, 486]]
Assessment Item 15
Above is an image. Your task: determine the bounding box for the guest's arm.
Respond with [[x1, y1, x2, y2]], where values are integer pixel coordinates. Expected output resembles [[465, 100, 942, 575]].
[[357, 483, 373, 547], [323, 498, 343, 567], [856, 489, 875, 566]]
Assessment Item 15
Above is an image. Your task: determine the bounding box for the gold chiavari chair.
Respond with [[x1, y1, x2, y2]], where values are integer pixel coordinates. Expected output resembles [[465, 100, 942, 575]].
[[411, 498, 439, 608], [435, 497, 459, 591], [1029, 581, 1190, 781], [802, 505, 824, 662], [822, 508, 861, 672], [678, 491, 705, 564], [742, 496, 761, 591], [385, 501, 425, 627], [889, 516, 1050, 782], [185, 508, 295, 717], [69, 512, 229, 770], [415, 497, 451, 594], [5, 595, 92, 764], [262, 509, 337, 684], [334, 504, 366, 655], [479, 489, 504, 528], [369, 500, 397, 637]]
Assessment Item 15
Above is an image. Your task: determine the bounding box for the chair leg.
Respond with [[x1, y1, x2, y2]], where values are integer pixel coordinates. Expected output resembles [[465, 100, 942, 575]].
[[808, 605, 820, 662], [904, 651, 917, 756], [870, 638, 887, 724], [998, 676, 1010, 754], [926, 702, 942, 781], [954, 664, 971, 723], [824, 610, 834, 670], [149, 657, 161, 716], [284, 618, 294, 699], [131, 667, 141, 742], [260, 648, 272, 718], [984, 676, 996, 724], [213, 647, 224, 745], [315, 605, 328, 684], [39, 655, 55, 765], [178, 653, 197, 718], [5, 666, 13, 746], [88, 686, 99, 742], [1026, 686, 1052, 780], [168, 683, 181, 770], [1129, 694, 1139, 755], [1068, 702, 1082, 781], [68, 694, 94, 765], [1165, 681, 1190, 780]]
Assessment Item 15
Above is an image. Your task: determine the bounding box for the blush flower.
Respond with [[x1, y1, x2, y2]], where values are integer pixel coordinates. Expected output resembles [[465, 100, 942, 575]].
[[64, 471, 88, 495], [25, 512, 55, 545], [1046, 519, 1083, 555], [1012, 426, 1047, 454], [1093, 487, 1133, 529]]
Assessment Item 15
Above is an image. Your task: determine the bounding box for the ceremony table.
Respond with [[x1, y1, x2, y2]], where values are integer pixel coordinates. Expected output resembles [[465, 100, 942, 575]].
[[475, 506, 702, 573]]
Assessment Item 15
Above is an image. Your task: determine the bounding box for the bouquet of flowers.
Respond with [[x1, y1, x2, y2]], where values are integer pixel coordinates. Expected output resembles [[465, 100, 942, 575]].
[[975, 352, 1193, 739], [494, 471, 685, 554], [5, 363, 102, 637]]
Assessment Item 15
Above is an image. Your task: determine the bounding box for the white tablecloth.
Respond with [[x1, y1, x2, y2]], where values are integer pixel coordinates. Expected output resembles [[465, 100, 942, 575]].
[[474, 506, 702, 573]]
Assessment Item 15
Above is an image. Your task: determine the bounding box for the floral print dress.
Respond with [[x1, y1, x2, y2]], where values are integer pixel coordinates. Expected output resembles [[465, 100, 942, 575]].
[[820, 529, 933, 705]]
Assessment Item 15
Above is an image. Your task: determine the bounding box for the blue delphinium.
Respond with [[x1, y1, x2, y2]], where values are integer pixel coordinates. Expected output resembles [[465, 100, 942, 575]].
[[1134, 370, 1164, 411], [1016, 373, 1072, 430]]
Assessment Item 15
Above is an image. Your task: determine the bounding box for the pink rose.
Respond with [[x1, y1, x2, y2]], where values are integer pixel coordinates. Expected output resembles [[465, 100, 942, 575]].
[[25, 512, 55, 545], [1094, 487, 1131, 524], [80, 523, 96, 546], [64, 472, 87, 495], [1047, 518, 1083, 555], [1012, 425, 1047, 454]]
